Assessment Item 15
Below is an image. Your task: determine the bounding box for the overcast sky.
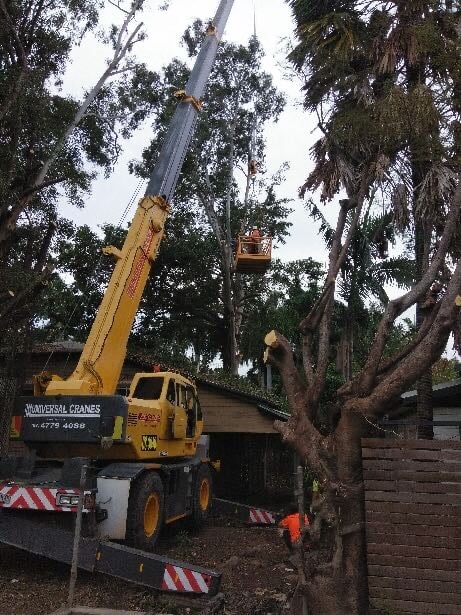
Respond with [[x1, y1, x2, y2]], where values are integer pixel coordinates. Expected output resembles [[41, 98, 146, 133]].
[[57, 0, 461, 360], [60, 0, 331, 266]]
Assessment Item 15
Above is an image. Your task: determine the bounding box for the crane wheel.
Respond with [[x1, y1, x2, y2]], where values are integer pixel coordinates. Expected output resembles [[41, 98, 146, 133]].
[[126, 472, 164, 551], [189, 463, 212, 529]]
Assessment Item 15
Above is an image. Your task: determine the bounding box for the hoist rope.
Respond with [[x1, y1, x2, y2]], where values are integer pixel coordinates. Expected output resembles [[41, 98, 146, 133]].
[[249, 0, 258, 172]]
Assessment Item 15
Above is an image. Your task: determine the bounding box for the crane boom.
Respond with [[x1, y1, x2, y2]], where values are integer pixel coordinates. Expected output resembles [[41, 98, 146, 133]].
[[45, 0, 235, 397]]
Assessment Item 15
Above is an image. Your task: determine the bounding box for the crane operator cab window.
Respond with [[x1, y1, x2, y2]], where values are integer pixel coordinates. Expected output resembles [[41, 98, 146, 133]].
[[174, 382, 198, 438], [133, 376, 164, 400], [166, 379, 176, 405]]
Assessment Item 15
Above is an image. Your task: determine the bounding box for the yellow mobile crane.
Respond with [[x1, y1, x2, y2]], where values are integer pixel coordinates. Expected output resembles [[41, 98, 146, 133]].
[[0, 0, 234, 568]]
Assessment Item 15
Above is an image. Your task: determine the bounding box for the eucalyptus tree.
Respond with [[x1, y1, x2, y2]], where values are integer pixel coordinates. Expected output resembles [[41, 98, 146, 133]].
[[132, 23, 291, 374], [258, 2, 461, 612]]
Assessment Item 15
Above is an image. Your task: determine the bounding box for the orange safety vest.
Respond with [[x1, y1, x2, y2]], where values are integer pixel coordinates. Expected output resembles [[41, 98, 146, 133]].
[[279, 513, 309, 543]]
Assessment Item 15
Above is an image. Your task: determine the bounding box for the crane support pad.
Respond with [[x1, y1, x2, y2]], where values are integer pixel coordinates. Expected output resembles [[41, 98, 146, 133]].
[[213, 498, 278, 525], [0, 513, 221, 596]]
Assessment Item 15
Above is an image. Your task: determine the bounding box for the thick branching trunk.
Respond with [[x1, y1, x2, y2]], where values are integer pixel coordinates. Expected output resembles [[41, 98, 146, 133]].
[[264, 172, 461, 614], [222, 244, 239, 375]]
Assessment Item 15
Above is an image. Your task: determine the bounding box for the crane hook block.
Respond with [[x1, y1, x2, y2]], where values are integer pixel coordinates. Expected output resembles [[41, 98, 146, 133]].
[[102, 246, 123, 261], [174, 90, 203, 112]]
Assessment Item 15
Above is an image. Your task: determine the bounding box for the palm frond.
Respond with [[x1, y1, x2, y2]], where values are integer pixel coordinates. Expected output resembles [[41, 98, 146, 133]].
[[305, 199, 335, 248], [416, 163, 457, 222]]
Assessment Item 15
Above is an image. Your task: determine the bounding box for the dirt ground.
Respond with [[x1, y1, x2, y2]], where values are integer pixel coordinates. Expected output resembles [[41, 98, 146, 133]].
[[0, 516, 298, 615]]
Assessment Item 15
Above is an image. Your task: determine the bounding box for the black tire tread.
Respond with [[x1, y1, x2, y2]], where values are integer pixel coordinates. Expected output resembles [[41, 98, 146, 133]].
[[189, 463, 212, 529], [125, 471, 164, 551]]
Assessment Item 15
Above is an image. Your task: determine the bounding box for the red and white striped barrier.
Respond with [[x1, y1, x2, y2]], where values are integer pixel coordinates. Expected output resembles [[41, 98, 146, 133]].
[[249, 507, 276, 525], [0, 484, 91, 512], [161, 563, 212, 594]]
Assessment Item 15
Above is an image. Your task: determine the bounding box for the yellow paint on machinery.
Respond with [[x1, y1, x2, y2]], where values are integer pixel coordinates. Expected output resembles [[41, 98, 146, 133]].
[[31, 194, 203, 461], [35, 371, 203, 461], [45, 196, 169, 398]]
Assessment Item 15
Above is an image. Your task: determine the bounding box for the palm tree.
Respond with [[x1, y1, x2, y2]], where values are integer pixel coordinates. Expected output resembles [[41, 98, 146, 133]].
[[309, 201, 414, 380], [289, 0, 461, 436]]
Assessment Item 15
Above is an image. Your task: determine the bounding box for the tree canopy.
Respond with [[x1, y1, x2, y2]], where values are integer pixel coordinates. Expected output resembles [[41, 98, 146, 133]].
[[261, 2, 461, 612]]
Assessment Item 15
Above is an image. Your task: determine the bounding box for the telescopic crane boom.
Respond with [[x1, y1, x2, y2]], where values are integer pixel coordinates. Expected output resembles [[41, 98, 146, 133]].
[[3, 1, 235, 560], [43, 0, 235, 398]]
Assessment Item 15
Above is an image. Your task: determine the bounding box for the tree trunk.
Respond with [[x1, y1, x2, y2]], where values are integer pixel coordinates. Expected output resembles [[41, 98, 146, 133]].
[[407, 50, 434, 439], [0, 328, 28, 455], [221, 245, 239, 375], [336, 317, 353, 381], [414, 221, 434, 440], [298, 410, 370, 615]]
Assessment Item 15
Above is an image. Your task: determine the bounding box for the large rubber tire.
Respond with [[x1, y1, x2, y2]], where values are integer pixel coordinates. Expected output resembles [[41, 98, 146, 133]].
[[189, 463, 213, 529], [126, 472, 164, 551]]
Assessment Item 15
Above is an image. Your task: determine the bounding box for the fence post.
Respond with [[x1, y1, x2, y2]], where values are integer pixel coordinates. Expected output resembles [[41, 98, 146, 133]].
[[68, 464, 87, 609]]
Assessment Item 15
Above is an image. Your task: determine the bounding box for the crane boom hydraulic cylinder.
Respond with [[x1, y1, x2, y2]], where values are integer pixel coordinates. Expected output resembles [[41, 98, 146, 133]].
[[45, 0, 235, 397]]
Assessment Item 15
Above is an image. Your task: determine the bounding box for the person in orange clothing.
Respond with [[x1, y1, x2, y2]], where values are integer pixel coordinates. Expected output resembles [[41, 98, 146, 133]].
[[278, 503, 310, 551]]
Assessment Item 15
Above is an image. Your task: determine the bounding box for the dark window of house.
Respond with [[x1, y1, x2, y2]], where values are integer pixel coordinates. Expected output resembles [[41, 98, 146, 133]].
[[133, 377, 164, 400]]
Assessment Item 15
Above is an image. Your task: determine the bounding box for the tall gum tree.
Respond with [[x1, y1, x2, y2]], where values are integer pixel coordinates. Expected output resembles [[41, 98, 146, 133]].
[[132, 24, 291, 374], [262, 1, 461, 612]]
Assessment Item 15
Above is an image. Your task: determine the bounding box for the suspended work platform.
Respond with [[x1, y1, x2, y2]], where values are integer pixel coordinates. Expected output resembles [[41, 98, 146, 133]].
[[234, 235, 272, 274]]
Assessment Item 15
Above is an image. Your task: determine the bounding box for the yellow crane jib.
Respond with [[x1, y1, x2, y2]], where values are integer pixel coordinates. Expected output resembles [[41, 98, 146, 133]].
[[45, 195, 170, 397]]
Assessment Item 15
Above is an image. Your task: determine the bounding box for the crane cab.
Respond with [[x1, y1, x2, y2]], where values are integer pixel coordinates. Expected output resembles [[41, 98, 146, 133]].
[[234, 234, 272, 274], [14, 372, 203, 461], [126, 372, 203, 459]]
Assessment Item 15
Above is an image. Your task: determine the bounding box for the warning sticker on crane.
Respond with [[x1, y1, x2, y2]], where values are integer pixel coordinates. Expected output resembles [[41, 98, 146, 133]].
[[126, 229, 155, 299], [141, 434, 157, 451], [161, 563, 212, 593]]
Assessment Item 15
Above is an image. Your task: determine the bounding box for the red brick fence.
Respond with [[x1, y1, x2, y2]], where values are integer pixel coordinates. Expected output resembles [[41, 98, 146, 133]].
[[362, 438, 461, 615]]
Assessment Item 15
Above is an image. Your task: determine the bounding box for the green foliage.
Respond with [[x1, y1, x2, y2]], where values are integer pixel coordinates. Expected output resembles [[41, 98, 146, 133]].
[[0, 1, 165, 336], [240, 258, 324, 362], [354, 308, 416, 369], [289, 0, 461, 231], [432, 357, 461, 385], [35, 222, 123, 341]]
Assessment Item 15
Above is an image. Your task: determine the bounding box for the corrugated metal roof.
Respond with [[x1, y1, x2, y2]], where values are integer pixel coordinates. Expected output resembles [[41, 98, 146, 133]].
[[19, 343, 288, 417]]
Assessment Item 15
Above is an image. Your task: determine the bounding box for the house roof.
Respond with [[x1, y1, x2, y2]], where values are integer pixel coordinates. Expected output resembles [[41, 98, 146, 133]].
[[400, 378, 461, 407], [126, 351, 289, 421], [20, 342, 289, 421]]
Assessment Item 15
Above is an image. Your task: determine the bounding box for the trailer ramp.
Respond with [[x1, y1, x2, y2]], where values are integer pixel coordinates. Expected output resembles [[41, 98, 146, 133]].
[[0, 513, 220, 596]]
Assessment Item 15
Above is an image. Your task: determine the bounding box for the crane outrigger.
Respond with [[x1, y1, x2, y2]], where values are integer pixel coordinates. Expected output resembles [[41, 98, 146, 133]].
[[0, 0, 235, 597]]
